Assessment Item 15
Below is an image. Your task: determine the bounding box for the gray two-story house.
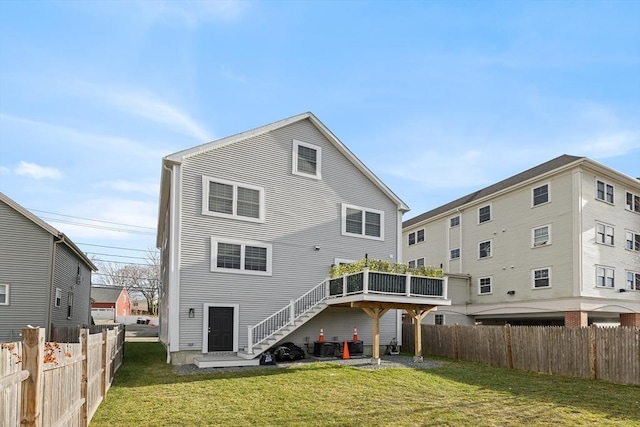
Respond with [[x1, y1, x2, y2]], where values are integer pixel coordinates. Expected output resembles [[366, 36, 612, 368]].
[[0, 192, 97, 341], [156, 112, 431, 367]]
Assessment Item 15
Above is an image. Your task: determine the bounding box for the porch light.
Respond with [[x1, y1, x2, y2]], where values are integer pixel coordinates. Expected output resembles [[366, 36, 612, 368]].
[[188, 308, 195, 318]]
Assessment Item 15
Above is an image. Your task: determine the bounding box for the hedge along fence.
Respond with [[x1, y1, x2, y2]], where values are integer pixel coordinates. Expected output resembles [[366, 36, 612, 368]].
[[0, 326, 124, 427], [402, 324, 640, 386]]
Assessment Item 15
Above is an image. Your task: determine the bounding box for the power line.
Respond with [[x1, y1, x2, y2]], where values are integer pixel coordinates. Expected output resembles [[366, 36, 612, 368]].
[[77, 242, 158, 253], [85, 252, 150, 261], [28, 208, 156, 230], [41, 217, 156, 235], [92, 258, 156, 267]]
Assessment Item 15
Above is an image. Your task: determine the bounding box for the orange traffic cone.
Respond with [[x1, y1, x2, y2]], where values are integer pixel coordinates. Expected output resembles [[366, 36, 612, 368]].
[[318, 328, 325, 343], [342, 340, 350, 359], [353, 327, 358, 341]]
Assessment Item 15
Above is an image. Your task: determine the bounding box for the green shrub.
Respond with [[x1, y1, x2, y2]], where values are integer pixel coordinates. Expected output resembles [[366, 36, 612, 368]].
[[329, 259, 444, 279]]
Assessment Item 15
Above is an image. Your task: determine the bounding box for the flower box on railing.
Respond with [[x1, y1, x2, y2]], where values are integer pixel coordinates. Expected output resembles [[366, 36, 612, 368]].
[[328, 268, 447, 299]]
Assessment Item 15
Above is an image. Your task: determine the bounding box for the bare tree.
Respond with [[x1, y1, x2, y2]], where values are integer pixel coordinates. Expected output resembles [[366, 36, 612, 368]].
[[97, 250, 160, 315]]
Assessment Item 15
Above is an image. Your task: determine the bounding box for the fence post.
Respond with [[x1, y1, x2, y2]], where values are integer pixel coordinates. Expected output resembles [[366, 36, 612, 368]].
[[80, 329, 89, 427], [102, 330, 109, 398], [590, 324, 597, 380], [504, 324, 513, 369], [453, 324, 459, 360], [20, 327, 44, 427]]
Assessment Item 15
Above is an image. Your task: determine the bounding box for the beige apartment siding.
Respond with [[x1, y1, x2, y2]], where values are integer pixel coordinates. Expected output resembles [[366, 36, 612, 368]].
[[176, 119, 400, 351], [579, 171, 640, 298]]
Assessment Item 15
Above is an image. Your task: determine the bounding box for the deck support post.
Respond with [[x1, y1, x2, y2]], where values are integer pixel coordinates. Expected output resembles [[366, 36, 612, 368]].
[[405, 307, 434, 362], [357, 304, 390, 365]]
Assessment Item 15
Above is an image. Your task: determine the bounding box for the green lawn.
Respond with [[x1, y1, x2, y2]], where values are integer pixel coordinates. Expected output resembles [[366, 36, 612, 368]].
[[91, 342, 640, 426]]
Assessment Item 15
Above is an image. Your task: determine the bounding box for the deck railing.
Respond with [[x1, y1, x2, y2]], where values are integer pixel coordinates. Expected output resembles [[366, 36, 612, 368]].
[[328, 269, 447, 299]]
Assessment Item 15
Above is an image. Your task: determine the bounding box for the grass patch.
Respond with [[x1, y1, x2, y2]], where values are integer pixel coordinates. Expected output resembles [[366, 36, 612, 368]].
[[92, 342, 640, 426]]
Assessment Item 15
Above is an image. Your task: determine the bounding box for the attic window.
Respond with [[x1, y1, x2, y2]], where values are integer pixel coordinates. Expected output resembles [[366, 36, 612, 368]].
[[292, 140, 321, 179]]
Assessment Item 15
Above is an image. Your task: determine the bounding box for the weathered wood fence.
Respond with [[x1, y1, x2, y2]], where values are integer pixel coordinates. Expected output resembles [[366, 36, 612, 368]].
[[402, 324, 639, 385], [0, 326, 124, 427]]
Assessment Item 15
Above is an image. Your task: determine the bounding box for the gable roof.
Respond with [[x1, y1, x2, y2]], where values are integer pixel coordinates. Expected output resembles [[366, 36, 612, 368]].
[[0, 192, 97, 270], [157, 112, 410, 246], [91, 286, 126, 303], [403, 154, 587, 228]]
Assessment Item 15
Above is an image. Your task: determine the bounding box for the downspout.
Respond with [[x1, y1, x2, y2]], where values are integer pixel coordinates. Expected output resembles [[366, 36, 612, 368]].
[[162, 162, 173, 365], [47, 235, 64, 341]]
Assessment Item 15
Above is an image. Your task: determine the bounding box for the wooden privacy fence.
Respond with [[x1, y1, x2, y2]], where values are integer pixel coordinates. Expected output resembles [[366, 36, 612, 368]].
[[0, 326, 124, 427], [402, 324, 640, 385]]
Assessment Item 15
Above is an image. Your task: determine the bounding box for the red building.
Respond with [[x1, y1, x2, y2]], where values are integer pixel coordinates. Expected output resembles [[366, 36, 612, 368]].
[[91, 285, 130, 322]]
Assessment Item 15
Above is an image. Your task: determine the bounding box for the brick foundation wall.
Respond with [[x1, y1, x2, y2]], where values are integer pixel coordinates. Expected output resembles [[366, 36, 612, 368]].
[[620, 313, 640, 327], [564, 311, 588, 327]]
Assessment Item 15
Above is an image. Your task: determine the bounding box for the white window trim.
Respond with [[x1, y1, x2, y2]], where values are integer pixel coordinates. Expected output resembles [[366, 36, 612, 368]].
[[450, 215, 460, 228], [341, 203, 385, 241], [478, 276, 493, 295], [202, 176, 265, 223], [595, 221, 615, 246], [625, 230, 640, 252], [531, 224, 552, 248], [434, 313, 444, 325], [531, 267, 552, 289], [532, 183, 550, 207], [408, 228, 425, 246], [55, 287, 62, 308], [478, 239, 493, 259], [210, 237, 273, 276], [626, 270, 640, 291], [450, 248, 460, 260], [67, 292, 74, 319], [625, 191, 640, 213], [0, 284, 8, 305], [596, 265, 615, 288], [292, 139, 322, 180], [478, 204, 492, 224], [334, 258, 355, 266], [595, 179, 614, 204]]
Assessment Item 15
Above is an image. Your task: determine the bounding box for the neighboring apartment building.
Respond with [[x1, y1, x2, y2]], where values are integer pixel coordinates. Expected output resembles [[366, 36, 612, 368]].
[[0, 192, 97, 341], [403, 155, 640, 327], [157, 112, 412, 366]]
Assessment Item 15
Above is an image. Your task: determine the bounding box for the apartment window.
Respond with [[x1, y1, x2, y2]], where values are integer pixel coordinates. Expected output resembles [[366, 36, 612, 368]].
[[626, 271, 640, 291], [596, 222, 614, 246], [435, 314, 444, 325], [55, 288, 62, 307], [202, 176, 264, 223], [67, 292, 74, 319], [626, 231, 640, 251], [478, 205, 491, 224], [450, 248, 460, 260], [532, 184, 549, 206], [532, 268, 551, 288], [450, 216, 460, 227], [626, 191, 640, 213], [408, 229, 425, 245], [292, 140, 321, 179], [478, 277, 492, 295], [341, 204, 384, 240], [596, 266, 615, 288], [416, 258, 425, 268], [596, 180, 614, 204], [211, 237, 272, 276], [0, 284, 8, 305], [532, 225, 551, 247], [408, 260, 416, 268], [478, 240, 492, 259]]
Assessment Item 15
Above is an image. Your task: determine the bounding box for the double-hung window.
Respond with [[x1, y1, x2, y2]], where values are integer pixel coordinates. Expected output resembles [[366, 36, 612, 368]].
[[292, 140, 321, 179], [341, 204, 384, 240], [203, 176, 264, 223], [211, 237, 272, 276], [55, 288, 62, 308], [596, 180, 614, 204], [408, 260, 416, 268], [626, 231, 640, 251], [408, 229, 425, 245], [0, 284, 8, 305], [626, 191, 640, 213], [478, 277, 492, 295], [532, 225, 551, 247], [596, 266, 615, 288], [596, 222, 614, 246], [532, 268, 551, 288], [626, 271, 640, 291], [478, 205, 491, 224], [478, 240, 492, 259], [532, 184, 549, 206], [435, 314, 444, 325], [450, 216, 460, 227], [450, 248, 460, 260], [67, 293, 74, 319]]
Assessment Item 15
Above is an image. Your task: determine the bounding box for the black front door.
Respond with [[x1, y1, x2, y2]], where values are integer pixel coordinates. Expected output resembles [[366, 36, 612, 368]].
[[208, 306, 234, 352]]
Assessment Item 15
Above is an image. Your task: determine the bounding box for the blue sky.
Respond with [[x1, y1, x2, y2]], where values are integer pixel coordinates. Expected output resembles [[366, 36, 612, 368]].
[[1, 0, 639, 274]]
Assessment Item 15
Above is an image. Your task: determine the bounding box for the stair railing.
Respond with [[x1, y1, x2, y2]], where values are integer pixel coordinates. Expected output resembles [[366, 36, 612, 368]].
[[247, 279, 329, 353]]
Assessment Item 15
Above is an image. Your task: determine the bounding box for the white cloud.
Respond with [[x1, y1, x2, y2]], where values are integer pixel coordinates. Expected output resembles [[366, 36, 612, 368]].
[[577, 131, 640, 159], [96, 180, 160, 197], [139, 0, 248, 28], [0, 166, 9, 175], [15, 161, 62, 180]]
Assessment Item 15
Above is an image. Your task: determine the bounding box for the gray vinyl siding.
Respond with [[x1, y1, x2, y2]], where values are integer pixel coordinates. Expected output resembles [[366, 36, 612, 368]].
[[0, 200, 52, 341], [177, 118, 400, 351], [50, 244, 92, 328]]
